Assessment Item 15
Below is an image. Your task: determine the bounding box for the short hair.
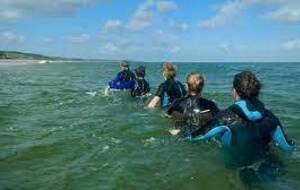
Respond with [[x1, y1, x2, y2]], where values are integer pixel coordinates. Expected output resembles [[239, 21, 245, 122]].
[[186, 72, 205, 94], [135, 66, 146, 78], [233, 71, 261, 99], [162, 62, 176, 79], [120, 60, 130, 68]]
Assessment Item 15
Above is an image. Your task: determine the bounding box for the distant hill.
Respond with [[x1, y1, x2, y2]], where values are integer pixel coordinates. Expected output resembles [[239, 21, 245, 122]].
[[0, 50, 85, 61], [0, 51, 54, 60]]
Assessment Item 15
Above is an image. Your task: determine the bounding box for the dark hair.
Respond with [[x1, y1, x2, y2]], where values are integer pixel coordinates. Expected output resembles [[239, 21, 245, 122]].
[[135, 66, 146, 78], [186, 72, 205, 94], [233, 71, 261, 99]]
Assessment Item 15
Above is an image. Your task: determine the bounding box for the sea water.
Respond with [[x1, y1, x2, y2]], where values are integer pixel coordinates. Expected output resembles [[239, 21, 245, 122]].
[[0, 61, 299, 190]]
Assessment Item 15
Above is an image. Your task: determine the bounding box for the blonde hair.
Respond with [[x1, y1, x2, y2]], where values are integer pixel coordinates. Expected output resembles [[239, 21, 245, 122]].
[[186, 72, 205, 94], [162, 62, 176, 79]]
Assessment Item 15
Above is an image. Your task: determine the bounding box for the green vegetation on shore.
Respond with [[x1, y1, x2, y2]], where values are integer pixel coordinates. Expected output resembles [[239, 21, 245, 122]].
[[0, 51, 54, 60]]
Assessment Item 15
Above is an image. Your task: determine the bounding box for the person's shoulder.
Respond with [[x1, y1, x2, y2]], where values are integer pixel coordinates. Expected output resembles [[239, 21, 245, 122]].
[[199, 97, 218, 108], [212, 107, 239, 125], [199, 97, 214, 104]]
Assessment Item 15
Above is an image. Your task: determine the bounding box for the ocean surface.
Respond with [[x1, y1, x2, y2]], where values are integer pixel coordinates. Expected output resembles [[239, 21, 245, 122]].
[[0, 61, 300, 190]]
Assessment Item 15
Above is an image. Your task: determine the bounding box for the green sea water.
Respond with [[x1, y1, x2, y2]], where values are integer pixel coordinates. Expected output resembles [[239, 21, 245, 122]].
[[0, 61, 300, 190]]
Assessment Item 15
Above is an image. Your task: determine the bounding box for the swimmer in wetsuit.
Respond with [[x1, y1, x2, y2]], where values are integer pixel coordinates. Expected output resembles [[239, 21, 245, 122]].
[[190, 71, 294, 155], [166, 72, 219, 135], [131, 66, 150, 98], [108, 60, 136, 90], [148, 62, 186, 108]]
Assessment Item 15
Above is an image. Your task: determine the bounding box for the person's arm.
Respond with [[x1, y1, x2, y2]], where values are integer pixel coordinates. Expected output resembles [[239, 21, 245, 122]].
[[109, 73, 122, 88], [148, 83, 164, 108], [148, 96, 161, 108], [210, 101, 220, 115], [117, 79, 135, 89], [271, 125, 294, 152]]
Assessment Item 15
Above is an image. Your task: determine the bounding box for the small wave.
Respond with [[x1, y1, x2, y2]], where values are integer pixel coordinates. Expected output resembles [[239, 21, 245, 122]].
[[86, 91, 97, 97], [101, 145, 110, 152]]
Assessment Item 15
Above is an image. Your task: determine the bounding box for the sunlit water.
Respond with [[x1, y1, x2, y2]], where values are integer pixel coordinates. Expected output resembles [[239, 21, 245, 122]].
[[0, 61, 299, 190]]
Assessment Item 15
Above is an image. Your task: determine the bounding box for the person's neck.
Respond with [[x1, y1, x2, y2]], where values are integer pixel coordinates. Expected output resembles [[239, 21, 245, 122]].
[[189, 92, 199, 96]]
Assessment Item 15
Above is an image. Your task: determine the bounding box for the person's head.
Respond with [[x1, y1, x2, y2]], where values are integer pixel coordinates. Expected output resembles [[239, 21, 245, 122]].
[[186, 72, 205, 95], [162, 62, 176, 80], [120, 60, 130, 71], [135, 65, 146, 78], [232, 71, 261, 100]]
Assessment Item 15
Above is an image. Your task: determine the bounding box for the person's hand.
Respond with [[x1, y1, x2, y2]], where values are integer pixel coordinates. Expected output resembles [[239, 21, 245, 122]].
[[169, 129, 180, 136]]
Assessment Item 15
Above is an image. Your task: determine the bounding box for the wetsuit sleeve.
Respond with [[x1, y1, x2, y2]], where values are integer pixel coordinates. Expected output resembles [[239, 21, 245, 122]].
[[166, 99, 180, 115], [131, 82, 138, 97], [271, 126, 294, 152], [180, 83, 187, 96], [109, 73, 122, 88], [117, 79, 135, 89], [145, 80, 150, 94], [190, 109, 236, 138], [155, 83, 165, 98], [208, 101, 220, 115]]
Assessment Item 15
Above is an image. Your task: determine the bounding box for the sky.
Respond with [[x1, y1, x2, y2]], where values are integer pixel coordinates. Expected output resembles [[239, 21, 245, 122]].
[[0, 0, 300, 62]]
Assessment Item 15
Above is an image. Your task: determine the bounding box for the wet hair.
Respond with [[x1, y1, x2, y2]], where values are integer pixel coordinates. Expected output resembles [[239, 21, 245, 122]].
[[233, 71, 261, 99], [162, 62, 176, 79], [135, 66, 146, 78], [120, 60, 130, 68], [186, 72, 205, 94]]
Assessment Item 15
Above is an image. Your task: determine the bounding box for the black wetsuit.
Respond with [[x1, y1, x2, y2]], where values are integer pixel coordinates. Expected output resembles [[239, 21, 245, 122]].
[[167, 94, 219, 135], [131, 78, 150, 98], [191, 98, 294, 158], [155, 79, 186, 107]]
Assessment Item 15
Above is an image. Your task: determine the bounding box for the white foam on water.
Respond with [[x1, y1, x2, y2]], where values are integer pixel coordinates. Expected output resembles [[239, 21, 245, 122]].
[[102, 145, 110, 152], [111, 137, 121, 144], [86, 91, 97, 97]]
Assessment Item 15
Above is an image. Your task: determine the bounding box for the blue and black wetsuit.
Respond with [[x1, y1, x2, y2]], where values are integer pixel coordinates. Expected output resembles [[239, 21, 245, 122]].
[[109, 70, 136, 90], [131, 78, 150, 98], [167, 94, 219, 135], [155, 79, 186, 108], [190, 98, 294, 153]]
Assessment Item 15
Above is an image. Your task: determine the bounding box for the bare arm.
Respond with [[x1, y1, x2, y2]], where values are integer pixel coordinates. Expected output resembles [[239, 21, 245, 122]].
[[148, 96, 161, 108]]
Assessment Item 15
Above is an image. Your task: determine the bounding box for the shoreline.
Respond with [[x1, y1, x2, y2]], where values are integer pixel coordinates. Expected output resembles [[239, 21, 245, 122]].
[[0, 59, 86, 66]]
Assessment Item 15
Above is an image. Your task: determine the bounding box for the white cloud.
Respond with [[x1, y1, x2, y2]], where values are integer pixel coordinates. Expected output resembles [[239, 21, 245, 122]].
[[265, 3, 300, 23], [217, 42, 232, 53], [102, 20, 122, 32], [170, 21, 188, 32], [0, 30, 24, 42], [157, 1, 177, 13], [168, 45, 181, 54], [65, 33, 90, 43], [126, 0, 177, 32], [199, 0, 300, 28], [103, 42, 119, 52], [199, 0, 247, 28], [282, 39, 300, 50], [126, 0, 155, 31], [0, 0, 97, 22]]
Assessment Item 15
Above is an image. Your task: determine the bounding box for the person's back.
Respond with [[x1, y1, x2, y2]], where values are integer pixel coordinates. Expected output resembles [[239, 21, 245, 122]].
[[117, 69, 135, 83], [109, 60, 136, 90], [131, 66, 150, 98], [167, 72, 219, 135], [148, 62, 186, 108], [156, 79, 186, 107], [190, 71, 294, 156]]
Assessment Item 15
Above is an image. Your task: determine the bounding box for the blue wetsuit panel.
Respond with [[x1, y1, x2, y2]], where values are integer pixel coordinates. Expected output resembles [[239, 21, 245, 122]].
[[271, 126, 294, 152], [235, 100, 262, 121], [191, 125, 232, 146]]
